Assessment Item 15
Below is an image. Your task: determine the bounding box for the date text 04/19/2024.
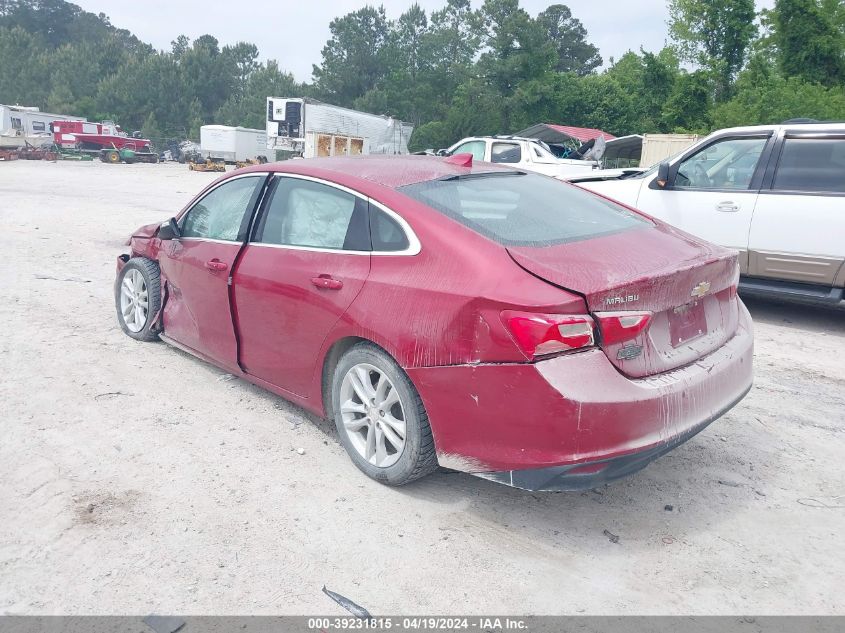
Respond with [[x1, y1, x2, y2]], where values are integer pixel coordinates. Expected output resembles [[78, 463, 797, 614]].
[[307, 617, 529, 631]]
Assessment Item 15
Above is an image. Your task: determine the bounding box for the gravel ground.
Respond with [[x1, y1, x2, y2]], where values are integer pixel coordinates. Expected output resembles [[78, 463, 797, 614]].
[[1, 160, 843, 615]]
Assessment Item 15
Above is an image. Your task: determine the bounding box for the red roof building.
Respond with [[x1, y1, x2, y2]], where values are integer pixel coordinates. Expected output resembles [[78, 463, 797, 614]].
[[515, 123, 616, 145]]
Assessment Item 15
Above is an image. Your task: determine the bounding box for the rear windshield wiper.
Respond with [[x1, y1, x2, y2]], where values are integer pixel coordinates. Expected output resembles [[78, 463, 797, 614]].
[[439, 171, 528, 182]]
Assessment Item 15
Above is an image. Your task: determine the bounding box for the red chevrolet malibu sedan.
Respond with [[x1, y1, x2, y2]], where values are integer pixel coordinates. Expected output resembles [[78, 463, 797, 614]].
[[115, 155, 753, 491]]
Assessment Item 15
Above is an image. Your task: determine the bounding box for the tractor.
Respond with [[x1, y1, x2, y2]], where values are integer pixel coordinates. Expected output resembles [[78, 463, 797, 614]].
[[100, 141, 159, 165]]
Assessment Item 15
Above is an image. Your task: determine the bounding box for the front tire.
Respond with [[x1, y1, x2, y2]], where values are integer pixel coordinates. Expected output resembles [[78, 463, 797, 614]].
[[115, 258, 161, 342], [332, 343, 438, 486]]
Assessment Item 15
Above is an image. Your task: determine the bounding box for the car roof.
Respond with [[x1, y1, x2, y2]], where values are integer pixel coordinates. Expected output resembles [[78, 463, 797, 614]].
[[448, 135, 541, 146], [709, 122, 845, 136], [243, 154, 517, 190]]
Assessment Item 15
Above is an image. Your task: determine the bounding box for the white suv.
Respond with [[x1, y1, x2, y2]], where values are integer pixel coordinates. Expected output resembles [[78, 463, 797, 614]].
[[574, 122, 845, 308], [445, 136, 600, 179]]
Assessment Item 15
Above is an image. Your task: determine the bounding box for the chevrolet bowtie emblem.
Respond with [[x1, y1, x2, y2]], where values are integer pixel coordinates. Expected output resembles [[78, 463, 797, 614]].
[[691, 281, 711, 298]]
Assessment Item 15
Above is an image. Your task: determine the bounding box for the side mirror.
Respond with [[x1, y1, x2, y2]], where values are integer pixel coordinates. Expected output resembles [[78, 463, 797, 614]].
[[655, 161, 671, 189], [158, 217, 181, 240], [436, 148, 449, 157]]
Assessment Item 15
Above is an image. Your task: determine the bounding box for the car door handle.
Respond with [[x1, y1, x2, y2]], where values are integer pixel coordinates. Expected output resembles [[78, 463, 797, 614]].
[[716, 201, 740, 212], [205, 259, 228, 271], [311, 275, 343, 290]]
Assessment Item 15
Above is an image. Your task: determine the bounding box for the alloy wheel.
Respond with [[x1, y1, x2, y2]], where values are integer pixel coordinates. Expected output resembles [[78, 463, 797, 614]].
[[339, 363, 407, 468], [119, 268, 149, 333]]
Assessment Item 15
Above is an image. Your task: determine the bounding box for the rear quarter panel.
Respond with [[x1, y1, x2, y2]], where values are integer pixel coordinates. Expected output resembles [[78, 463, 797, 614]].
[[307, 189, 588, 408], [321, 191, 586, 369]]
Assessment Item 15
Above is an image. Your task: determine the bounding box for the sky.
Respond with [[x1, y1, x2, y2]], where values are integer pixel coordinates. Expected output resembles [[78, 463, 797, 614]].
[[71, 0, 775, 82]]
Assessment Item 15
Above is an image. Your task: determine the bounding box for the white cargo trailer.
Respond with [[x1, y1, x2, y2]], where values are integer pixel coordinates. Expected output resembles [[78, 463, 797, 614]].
[[200, 125, 268, 162], [266, 97, 413, 158], [639, 133, 700, 167]]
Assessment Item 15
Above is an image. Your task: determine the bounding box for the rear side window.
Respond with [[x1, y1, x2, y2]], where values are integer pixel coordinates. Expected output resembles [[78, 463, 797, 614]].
[[491, 142, 521, 164], [400, 172, 650, 247], [254, 177, 370, 251], [370, 207, 409, 252], [772, 138, 845, 193]]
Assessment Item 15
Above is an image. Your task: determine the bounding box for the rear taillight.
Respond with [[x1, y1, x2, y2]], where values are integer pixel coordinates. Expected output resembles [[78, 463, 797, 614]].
[[594, 311, 653, 346], [501, 311, 595, 359]]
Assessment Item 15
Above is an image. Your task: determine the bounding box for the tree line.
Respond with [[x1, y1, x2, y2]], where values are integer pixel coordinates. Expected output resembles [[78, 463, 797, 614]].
[[1, 0, 843, 151]]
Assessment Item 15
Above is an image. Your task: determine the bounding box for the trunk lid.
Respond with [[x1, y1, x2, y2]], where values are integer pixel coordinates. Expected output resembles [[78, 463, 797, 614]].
[[507, 223, 740, 378]]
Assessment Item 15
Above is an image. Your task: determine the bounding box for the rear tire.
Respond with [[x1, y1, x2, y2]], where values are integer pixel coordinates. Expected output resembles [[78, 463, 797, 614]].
[[115, 258, 161, 342], [332, 343, 438, 486]]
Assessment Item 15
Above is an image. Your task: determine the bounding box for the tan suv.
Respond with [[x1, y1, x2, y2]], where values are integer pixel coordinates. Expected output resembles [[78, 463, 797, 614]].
[[575, 122, 845, 309]]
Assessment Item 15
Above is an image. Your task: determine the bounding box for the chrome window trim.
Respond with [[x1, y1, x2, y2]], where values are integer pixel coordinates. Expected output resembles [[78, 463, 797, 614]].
[[251, 172, 422, 256], [183, 171, 271, 215], [368, 198, 421, 256], [245, 242, 370, 256], [178, 237, 242, 245]]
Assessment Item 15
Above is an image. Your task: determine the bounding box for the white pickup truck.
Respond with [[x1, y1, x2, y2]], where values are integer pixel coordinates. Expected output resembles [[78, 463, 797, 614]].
[[444, 136, 600, 178]]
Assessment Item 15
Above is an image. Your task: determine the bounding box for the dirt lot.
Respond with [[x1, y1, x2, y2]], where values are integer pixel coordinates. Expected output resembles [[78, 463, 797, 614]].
[[1, 160, 844, 615]]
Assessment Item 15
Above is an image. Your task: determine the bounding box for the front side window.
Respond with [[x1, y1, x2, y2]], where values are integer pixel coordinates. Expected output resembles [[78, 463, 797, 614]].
[[400, 172, 649, 247], [772, 137, 845, 193], [181, 176, 264, 241], [452, 141, 486, 162], [254, 177, 369, 251], [675, 137, 767, 190], [491, 142, 522, 164], [11, 117, 22, 131]]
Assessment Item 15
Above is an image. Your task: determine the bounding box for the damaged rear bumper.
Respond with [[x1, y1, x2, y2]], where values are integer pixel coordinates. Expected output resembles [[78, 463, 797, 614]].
[[476, 384, 751, 491], [406, 302, 754, 489]]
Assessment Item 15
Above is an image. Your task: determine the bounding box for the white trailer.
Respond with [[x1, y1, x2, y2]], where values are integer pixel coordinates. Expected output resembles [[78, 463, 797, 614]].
[[639, 133, 700, 167], [266, 97, 413, 158], [200, 125, 268, 163]]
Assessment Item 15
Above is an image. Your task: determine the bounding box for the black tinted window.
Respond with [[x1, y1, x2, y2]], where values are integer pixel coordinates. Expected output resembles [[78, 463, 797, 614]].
[[254, 177, 370, 251], [400, 172, 649, 247], [773, 138, 845, 193], [370, 207, 409, 251]]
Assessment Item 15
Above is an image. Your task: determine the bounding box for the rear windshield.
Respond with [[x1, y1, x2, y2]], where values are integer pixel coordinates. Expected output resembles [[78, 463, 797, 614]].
[[399, 172, 650, 247]]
